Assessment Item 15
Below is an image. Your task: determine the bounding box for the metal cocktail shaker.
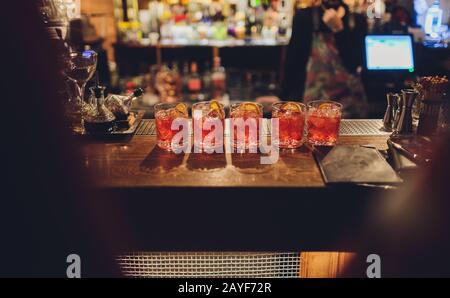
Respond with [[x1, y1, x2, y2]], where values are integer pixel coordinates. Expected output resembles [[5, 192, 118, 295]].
[[383, 93, 400, 131], [394, 89, 420, 135]]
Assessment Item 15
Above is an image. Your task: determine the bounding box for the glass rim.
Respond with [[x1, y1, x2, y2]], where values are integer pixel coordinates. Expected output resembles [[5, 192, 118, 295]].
[[272, 101, 306, 110], [192, 101, 225, 110], [230, 101, 263, 109], [154, 102, 186, 111], [307, 100, 342, 109], [68, 50, 98, 58]]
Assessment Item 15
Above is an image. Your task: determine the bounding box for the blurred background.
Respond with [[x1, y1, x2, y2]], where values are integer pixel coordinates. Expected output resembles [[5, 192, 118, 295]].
[[41, 0, 450, 118]]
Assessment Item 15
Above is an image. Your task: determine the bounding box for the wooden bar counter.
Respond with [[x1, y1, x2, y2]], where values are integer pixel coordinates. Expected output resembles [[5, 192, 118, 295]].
[[82, 135, 389, 189], [80, 120, 391, 252]]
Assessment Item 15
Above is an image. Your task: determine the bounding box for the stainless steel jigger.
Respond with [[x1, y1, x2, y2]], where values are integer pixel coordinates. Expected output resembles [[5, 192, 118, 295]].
[[383, 93, 400, 131], [393, 93, 403, 132], [394, 89, 420, 135]]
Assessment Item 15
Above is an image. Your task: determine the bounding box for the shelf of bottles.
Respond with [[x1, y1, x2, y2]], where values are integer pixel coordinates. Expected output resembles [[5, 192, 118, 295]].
[[114, 0, 141, 43], [122, 59, 281, 111], [151, 57, 229, 104], [113, 0, 293, 46]]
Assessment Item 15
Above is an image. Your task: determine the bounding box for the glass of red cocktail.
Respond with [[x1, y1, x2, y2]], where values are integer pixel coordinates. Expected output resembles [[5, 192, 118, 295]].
[[230, 102, 263, 151], [155, 102, 189, 151], [307, 100, 342, 146], [192, 100, 225, 151], [272, 101, 306, 149]]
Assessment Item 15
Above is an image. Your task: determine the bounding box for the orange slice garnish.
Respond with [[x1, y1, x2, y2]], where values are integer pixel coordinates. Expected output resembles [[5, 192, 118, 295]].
[[281, 102, 302, 112], [175, 103, 188, 115], [319, 103, 334, 110], [209, 100, 224, 118], [240, 102, 261, 113]]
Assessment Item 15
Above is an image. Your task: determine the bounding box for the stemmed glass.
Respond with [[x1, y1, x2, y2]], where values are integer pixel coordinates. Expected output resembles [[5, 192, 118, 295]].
[[63, 50, 98, 133]]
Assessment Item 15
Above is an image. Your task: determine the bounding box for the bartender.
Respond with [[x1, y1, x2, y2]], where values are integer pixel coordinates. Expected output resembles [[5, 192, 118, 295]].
[[281, 0, 368, 118]]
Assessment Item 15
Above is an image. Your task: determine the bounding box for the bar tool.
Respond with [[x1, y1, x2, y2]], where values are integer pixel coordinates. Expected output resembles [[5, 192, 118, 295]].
[[382, 93, 399, 131], [393, 94, 403, 134], [395, 89, 419, 135]]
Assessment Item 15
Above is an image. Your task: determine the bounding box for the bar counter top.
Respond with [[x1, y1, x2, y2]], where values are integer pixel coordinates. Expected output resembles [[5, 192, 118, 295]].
[[80, 120, 392, 251], [82, 129, 389, 189]]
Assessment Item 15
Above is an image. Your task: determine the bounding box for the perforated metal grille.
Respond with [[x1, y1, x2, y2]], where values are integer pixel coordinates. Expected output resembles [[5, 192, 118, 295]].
[[339, 119, 391, 136], [135, 119, 389, 137], [135, 119, 270, 136], [135, 119, 156, 136], [116, 252, 301, 278]]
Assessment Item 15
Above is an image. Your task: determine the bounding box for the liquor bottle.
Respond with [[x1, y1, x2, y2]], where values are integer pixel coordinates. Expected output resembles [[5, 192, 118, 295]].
[[424, 0, 443, 37], [187, 62, 203, 101], [211, 57, 226, 99], [181, 61, 190, 96], [84, 85, 116, 134], [202, 61, 212, 99], [246, 8, 257, 37], [114, 0, 141, 43], [278, 14, 288, 38], [155, 63, 170, 102], [171, 62, 182, 99], [124, 88, 144, 107], [241, 71, 253, 99], [105, 88, 144, 120], [268, 72, 278, 95]]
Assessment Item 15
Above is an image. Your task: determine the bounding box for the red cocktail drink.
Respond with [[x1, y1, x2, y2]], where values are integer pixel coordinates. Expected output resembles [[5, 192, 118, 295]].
[[307, 100, 342, 146], [230, 102, 263, 151], [155, 103, 189, 151], [192, 100, 225, 151], [272, 102, 306, 149]]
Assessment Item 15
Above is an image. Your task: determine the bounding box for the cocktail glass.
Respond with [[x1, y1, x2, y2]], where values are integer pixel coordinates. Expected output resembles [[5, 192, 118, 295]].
[[155, 103, 189, 151], [272, 101, 306, 149], [63, 50, 97, 133], [230, 102, 263, 151], [307, 100, 342, 146], [192, 100, 225, 151]]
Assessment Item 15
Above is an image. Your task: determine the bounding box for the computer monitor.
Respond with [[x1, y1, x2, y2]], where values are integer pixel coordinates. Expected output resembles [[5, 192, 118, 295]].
[[365, 35, 415, 72]]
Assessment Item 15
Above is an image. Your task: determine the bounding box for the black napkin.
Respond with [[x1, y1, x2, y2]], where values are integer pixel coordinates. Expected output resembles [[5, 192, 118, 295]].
[[315, 145, 402, 185]]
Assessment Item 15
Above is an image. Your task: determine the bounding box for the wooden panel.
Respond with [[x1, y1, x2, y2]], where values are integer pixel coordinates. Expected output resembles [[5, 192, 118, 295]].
[[80, 0, 116, 61], [337, 251, 357, 277], [300, 252, 356, 278]]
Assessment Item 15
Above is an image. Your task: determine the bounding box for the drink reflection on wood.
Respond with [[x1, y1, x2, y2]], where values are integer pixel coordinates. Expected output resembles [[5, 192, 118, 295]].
[[140, 146, 185, 172], [82, 125, 390, 188], [186, 151, 227, 172]]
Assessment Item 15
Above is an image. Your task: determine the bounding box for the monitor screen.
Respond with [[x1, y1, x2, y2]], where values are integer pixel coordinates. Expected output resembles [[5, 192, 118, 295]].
[[365, 35, 415, 72]]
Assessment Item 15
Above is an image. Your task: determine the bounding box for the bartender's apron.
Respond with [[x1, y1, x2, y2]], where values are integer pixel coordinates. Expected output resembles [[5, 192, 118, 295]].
[[303, 33, 368, 118]]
